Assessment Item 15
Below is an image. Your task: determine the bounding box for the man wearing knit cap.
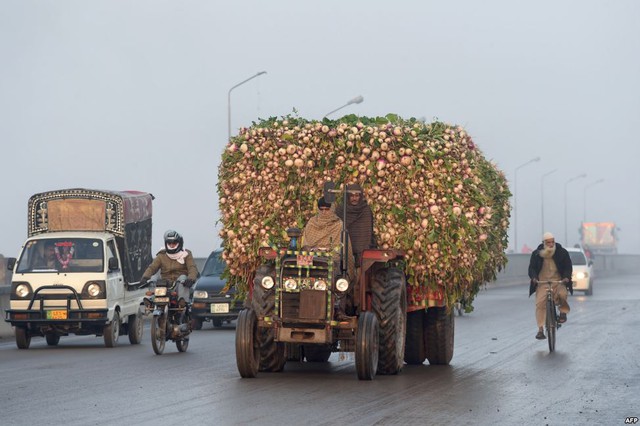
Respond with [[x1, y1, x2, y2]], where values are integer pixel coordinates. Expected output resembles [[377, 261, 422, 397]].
[[302, 196, 356, 319], [335, 183, 376, 266], [528, 232, 573, 340], [302, 197, 355, 279]]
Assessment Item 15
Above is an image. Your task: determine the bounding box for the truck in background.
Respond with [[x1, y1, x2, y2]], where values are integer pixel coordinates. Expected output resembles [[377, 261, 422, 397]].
[[5, 188, 154, 349], [580, 221, 619, 255]]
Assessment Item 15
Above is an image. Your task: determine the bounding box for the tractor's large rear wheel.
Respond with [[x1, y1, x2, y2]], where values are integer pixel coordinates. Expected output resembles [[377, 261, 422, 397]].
[[356, 312, 379, 380], [371, 267, 407, 375], [425, 306, 454, 365], [404, 309, 426, 365], [236, 309, 260, 378]]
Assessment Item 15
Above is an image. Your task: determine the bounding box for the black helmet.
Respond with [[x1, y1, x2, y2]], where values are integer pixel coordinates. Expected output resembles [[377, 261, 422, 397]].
[[164, 229, 184, 254]]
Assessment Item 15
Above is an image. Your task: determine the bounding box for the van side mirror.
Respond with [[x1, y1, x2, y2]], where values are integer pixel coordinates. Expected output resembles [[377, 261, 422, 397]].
[[108, 257, 119, 271], [7, 257, 16, 270], [588, 260, 593, 267]]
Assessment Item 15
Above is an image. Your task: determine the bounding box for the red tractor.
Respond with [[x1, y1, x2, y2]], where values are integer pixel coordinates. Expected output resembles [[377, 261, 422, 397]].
[[235, 182, 453, 380]]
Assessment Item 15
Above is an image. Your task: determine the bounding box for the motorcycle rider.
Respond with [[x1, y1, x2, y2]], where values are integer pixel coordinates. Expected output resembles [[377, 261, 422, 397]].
[[140, 230, 199, 308], [528, 232, 573, 340]]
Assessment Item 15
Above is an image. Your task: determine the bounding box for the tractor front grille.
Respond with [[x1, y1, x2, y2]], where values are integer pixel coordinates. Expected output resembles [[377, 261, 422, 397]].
[[280, 290, 327, 320]]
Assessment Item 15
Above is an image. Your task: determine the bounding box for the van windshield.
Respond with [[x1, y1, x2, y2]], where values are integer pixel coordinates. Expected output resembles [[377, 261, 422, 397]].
[[201, 252, 226, 276], [16, 238, 104, 273]]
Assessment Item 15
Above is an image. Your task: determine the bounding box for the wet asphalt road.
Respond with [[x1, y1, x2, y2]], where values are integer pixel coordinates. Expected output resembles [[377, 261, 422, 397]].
[[0, 274, 638, 426]]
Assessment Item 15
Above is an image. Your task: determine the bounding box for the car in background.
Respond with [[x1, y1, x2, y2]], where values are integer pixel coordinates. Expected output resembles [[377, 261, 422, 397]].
[[566, 247, 594, 296], [190, 249, 241, 329]]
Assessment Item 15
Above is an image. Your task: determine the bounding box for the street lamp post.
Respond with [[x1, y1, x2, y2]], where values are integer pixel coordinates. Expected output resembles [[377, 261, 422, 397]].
[[227, 71, 267, 141], [564, 173, 587, 245], [324, 95, 364, 118], [514, 157, 540, 252], [541, 169, 558, 235], [583, 179, 604, 222]]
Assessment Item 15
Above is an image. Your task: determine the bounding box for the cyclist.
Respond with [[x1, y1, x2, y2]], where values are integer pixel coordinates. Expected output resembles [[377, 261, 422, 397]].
[[528, 232, 573, 340]]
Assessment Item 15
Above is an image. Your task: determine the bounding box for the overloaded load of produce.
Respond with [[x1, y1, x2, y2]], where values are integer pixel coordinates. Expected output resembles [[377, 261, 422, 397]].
[[217, 114, 511, 309]]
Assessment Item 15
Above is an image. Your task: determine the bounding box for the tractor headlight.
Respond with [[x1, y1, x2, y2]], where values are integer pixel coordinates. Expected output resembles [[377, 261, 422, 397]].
[[261, 276, 275, 289], [154, 287, 167, 296], [335, 278, 349, 293], [313, 280, 327, 291], [284, 278, 298, 291]]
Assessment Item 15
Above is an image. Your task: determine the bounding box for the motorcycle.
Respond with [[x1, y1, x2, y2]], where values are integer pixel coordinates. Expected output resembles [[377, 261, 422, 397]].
[[145, 275, 192, 355]]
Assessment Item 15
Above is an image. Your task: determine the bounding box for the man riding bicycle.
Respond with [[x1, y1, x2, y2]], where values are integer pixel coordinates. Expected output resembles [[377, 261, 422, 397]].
[[528, 232, 573, 340]]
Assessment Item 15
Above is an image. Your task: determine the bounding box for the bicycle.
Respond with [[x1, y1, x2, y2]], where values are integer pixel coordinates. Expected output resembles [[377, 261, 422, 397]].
[[539, 280, 565, 352]]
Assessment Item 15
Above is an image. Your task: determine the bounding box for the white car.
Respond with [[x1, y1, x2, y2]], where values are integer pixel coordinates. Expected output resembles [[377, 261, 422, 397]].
[[566, 247, 594, 296]]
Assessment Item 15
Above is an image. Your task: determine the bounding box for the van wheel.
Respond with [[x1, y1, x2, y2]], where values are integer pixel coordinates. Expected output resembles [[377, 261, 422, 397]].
[[16, 327, 31, 349], [45, 333, 60, 346], [128, 312, 144, 344], [104, 311, 120, 348]]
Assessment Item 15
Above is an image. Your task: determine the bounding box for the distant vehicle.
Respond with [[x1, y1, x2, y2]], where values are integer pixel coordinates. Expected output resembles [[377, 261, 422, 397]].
[[580, 222, 618, 255], [566, 247, 594, 296], [190, 249, 240, 329]]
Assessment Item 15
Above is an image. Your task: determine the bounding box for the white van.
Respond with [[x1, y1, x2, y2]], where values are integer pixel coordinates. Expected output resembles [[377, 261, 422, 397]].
[[5, 189, 154, 349]]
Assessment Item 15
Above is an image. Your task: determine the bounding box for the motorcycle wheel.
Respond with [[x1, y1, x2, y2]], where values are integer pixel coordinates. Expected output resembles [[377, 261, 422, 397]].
[[151, 308, 167, 355], [176, 311, 190, 352], [176, 337, 189, 352]]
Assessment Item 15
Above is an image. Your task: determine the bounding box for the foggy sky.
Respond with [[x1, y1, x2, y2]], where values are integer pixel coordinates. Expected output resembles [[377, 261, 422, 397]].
[[1, 0, 639, 258]]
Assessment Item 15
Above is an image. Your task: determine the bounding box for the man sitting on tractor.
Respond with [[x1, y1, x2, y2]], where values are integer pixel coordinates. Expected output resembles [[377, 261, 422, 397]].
[[302, 196, 356, 318]]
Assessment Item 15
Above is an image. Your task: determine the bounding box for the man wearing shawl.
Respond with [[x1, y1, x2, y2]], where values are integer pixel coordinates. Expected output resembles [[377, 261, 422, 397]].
[[302, 197, 356, 318], [335, 183, 376, 266]]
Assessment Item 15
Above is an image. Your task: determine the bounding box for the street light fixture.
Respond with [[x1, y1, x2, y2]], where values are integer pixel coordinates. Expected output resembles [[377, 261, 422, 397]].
[[324, 95, 364, 118], [513, 156, 541, 252], [541, 169, 558, 236], [583, 179, 604, 222], [564, 173, 587, 245], [227, 71, 267, 141]]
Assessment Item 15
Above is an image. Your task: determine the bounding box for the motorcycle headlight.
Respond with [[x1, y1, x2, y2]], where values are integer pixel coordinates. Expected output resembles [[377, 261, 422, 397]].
[[335, 278, 349, 293], [284, 278, 298, 291], [193, 290, 208, 299], [313, 280, 327, 291], [154, 287, 167, 296], [16, 284, 31, 298], [261, 276, 275, 290], [575, 272, 587, 280]]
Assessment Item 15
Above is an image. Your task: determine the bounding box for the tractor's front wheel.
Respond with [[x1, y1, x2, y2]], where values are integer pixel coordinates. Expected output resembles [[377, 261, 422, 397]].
[[356, 312, 379, 380], [236, 309, 260, 378]]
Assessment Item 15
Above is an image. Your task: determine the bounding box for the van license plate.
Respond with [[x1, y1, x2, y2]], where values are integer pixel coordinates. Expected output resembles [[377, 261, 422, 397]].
[[46, 310, 67, 320], [211, 303, 229, 313]]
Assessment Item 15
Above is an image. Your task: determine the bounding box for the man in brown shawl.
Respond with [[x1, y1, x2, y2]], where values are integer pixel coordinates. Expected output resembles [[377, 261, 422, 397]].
[[302, 197, 355, 319], [336, 183, 376, 266], [302, 197, 355, 278]]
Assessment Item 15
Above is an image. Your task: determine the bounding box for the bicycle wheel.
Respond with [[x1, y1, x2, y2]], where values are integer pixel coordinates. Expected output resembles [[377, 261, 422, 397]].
[[545, 297, 556, 352]]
